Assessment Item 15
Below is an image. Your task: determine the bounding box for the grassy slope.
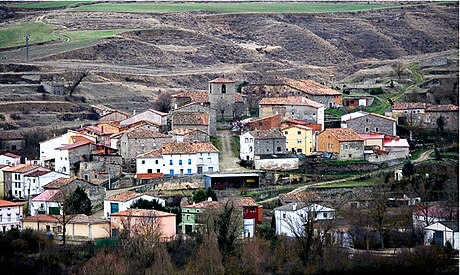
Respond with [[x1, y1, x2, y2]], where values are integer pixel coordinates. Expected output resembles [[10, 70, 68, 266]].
[[0, 22, 134, 49], [9, 1, 92, 9], [73, 2, 401, 13]]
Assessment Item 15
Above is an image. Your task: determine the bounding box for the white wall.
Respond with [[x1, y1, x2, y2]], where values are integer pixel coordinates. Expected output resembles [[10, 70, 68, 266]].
[[23, 172, 67, 197], [40, 134, 68, 165], [103, 195, 166, 218], [120, 111, 164, 127], [31, 200, 61, 216], [136, 157, 164, 174], [240, 132, 255, 160], [54, 150, 70, 175], [254, 158, 299, 171], [0, 205, 23, 232], [0, 155, 20, 166]]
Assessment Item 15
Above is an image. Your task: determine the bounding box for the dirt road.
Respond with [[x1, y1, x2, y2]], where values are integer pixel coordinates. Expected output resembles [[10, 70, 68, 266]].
[[217, 129, 253, 173]]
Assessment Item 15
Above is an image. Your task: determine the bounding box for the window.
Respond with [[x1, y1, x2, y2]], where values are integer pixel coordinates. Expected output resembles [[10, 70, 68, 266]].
[[365, 127, 369, 133], [155, 160, 158, 164], [208, 167, 213, 172], [345, 144, 348, 149], [323, 213, 328, 218], [297, 131, 301, 135], [282, 213, 286, 219], [187, 169, 192, 174], [186, 214, 190, 221], [249, 146, 253, 152], [170, 169, 174, 175], [276, 147, 281, 152], [297, 148, 302, 153], [179, 160, 182, 165], [169, 160, 173, 165], [141, 160, 145, 164], [375, 127, 379, 132], [84, 174, 89, 181], [221, 84, 226, 93], [188, 159, 191, 165], [245, 138, 249, 143], [297, 140, 302, 144], [147, 169, 152, 173], [199, 158, 203, 162], [207, 158, 211, 163], [348, 154, 352, 158], [250, 138, 253, 143], [284, 131, 288, 135], [156, 169, 161, 173]]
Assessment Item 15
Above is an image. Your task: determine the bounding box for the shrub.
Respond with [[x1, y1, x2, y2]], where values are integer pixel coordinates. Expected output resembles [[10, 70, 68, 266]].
[[369, 87, 384, 95], [10, 113, 21, 120]]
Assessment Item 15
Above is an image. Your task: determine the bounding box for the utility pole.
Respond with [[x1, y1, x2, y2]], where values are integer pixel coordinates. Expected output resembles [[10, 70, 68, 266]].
[[24, 32, 30, 62]]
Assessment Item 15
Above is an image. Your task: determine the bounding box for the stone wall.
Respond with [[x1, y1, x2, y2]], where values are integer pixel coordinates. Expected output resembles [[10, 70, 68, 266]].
[[254, 137, 287, 155], [172, 103, 217, 136], [338, 141, 364, 160], [346, 114, 395, 135]]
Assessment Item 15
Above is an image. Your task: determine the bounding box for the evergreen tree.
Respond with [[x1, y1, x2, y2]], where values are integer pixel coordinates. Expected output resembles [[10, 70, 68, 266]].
[[63, 187, 92, 215]]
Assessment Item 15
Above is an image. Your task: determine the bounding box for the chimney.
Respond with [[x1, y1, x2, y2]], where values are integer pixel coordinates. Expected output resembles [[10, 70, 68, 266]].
[[174, 103, 177, 109], [133, 109, 136, 115], [293, 203, 297, 211], [192, 201, 196, 206], [207, 197, 212, 202]]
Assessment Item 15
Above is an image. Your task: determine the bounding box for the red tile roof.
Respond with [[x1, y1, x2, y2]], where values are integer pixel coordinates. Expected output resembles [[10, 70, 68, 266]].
[[0, 131, 24, 140], [172, 91, 209, 103], [98, 110, 130, 120], [105, 191, 142, 202], [0, 164, 9, 169], [259, 96, 323, 108], [125, 128, 169, 139], [70, 136, 94, 144], [249, 129, 285, 139], [392, 102, 426, 110], [2, 152, 21, 158], [282, 78, 341, 96], [137, 149, 162, 158], [284, 119, 323, 131], [43, 177, 74, 189], [320, 128, 364, 142], [135, 173, 164, 179], [31, 190, 60, 202], [25, 170, 52, 177], [169, 128, 208, 135], [22, 215, 59, 223], [426, 104, 459, 112], [0, 199, 23, 207], [55, 141, 91, 150], [208, 77, 236, 83], [81, 125, 114, 135], [111, 209, 175, 217], [161, 142, 219, 155], [3, 164, 39, 173], [172, 113, 209, 125]]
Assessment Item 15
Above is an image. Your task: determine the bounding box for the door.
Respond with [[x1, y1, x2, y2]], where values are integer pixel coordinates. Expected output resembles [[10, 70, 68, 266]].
[[243, 219, 255, 238], [434, 231, 444, 247], [110, 203, 119, 214], [197, 167, 203, 174], [49, 207, 60, 215]]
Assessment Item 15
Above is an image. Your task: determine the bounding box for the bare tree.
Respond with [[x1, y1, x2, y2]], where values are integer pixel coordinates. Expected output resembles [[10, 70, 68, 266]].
[[53, 188, 80, 245], [64, 67, 90, 96], [153, 92, 173, 113], [394, 62, 405, 80]]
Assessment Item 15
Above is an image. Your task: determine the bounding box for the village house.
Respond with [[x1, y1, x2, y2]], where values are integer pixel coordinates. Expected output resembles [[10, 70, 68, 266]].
[[2, 164, 50, 199], [41, 177, 105, 207], [104, 191, 166, 218], [110, 209, 176, 240], [22, 170, 67, 197], [77, 152, 123, 186], [30, 189, 62, 215], [359, 133, 410, 162], [239, 130, 287, 161], [317, 128, 364, 160], [76, 125, 115, 148], [110, 127, 171, 172], [413, 203, 459, 229], [341, 111, 397, 136], [259, 96, 324, 128], [0, 152, 21, 166], [54, 141, 93, 176], [0, 199, 23, 233], [171, 113, 210, 136], [0, 164, 9, 199], [98, 110, 131, 123], [282, 124, 314, 155], [242, 78, 341, 109], [171, 90, 210, 108], [170, 102, 217, 136], [424, 221, 459, 250], [136, 142, 219, 177], [23, 214, 110, 241], [181, 197, 262, 237], [39, 130, 96, 169], [0, 131, 25, 153], [274, 202, 335, 237], [119, 109, 169, 132], [242, 114, 282, 132], [342, 96, 374, 110], [385, 102, 459, 132]]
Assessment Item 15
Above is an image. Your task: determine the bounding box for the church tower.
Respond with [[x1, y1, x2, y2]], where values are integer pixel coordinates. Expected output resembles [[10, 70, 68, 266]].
[[208, 77, 236, 121]]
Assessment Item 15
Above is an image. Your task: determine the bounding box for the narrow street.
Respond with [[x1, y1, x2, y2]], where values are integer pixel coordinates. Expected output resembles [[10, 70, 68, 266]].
[[217, 129, 253, 173]]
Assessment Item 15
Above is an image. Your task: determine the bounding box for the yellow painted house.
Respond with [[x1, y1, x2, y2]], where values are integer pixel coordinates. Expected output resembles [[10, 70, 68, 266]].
[[282, 125, 313, 155]]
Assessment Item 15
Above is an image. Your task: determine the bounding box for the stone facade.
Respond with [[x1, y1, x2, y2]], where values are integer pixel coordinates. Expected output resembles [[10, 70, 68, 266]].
[[317, 128, 364, 160], [78, 155, 123, 185], [171, 102, 217, 136], [338, 141, 364, 160], [344, 113, 396, 135]]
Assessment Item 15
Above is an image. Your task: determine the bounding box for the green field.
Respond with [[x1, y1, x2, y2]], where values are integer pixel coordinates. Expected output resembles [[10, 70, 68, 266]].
[[73, 2, 402, 14], [10, 1, 92, 9], [0, 22, 134, 49]]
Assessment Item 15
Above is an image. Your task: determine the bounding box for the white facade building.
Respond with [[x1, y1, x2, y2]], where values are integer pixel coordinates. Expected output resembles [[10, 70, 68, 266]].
[[30, 190, 62, 216], [0, 200, 23, 233], [0, 152, 21, 166], [274, 202, 335, 237], [136, 142, 220, 177], [103, 191, 166, 218], [23, 171, 67, 197], [54, 142, 92, 175], [239, 132, 255, 161], [424, 221, 459, 250]]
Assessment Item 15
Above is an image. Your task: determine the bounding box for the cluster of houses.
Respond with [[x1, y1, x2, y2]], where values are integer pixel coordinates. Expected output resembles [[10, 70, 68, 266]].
[[0, 76, 457, 250]]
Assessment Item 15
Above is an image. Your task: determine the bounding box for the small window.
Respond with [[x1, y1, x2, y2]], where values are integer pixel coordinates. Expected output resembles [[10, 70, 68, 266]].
[[323, 213, 328, 218], [365, 127, 369, 133], [297, 131, 301, 135], [297, 140, 302, 144], [187, 169, 191, 174], [179, 160, 183, 165], [186, 215, 190, 221], [375, 127, 379, 132], [277, 147, 282, 152], [156, 169, 161, 173], [141, 160, 145, 164], [284, 131, 288, 135], [147, 169, 152, 173], [348, 154, 352, 158], [169, 160, 173, 165], [155, 160, 158, 164], [188, 159, 191, 165], [282, 213, 286, 218]]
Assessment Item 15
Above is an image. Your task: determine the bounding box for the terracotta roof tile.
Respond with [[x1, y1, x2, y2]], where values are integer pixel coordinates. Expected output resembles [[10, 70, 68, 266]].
[[249, 129, 285, 139], [0, 164, 9, 169], [208, 77, 236, 83], [0, 199, 23, 207], [426, 104, 459, 112], [71, 136, 94, 144], [43, 177, 74, 189], [81, 125, 114, 135], [111, 209, 175, 217], [2, 152, 21, 158], [0, 131, 24, 140], [282, 78, 341, 96], [161, 142, 219, 155], [98, 110, 131, 120], [25, 170, 52, 177], [31, 190, 60, 202], [126, 128, 169, 139], [392, 102, 426, 110], [169, 128, 208, 135], [259, 96, 323, 108], [172, 91, 209, 103], [3, 164, 39, 173], [56, 141, 91, 150], [320, 128, 364, 142], [105, 191, 142, 202], [137, 149, 162, 158], [172, 113, 209, 125], [23, 214, 59, 223], [135, 173, 164, 179]]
